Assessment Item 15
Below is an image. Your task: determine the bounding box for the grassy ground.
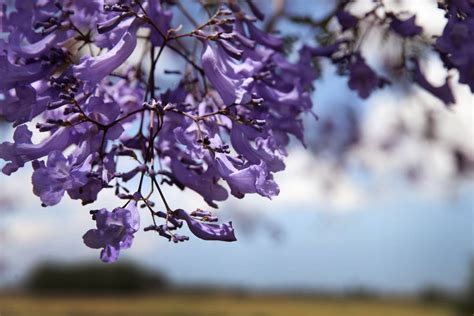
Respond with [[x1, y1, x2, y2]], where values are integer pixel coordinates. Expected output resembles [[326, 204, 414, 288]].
[[0, 294, 456, 316]]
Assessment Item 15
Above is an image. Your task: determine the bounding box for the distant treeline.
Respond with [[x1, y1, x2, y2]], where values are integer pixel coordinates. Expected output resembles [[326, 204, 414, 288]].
[[22, 260, 473, 314], [25, 261, 169, 294]]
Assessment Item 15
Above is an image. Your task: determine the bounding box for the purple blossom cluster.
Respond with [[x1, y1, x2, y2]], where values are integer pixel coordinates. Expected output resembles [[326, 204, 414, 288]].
[[436, 0, 474, 93], [306, 0, 472, 105], [0, 0, 471, 263], [0, 0, 316, 262]]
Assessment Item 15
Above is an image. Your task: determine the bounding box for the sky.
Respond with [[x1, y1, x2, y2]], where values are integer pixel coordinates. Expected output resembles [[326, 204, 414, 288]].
[[0, 0, 473, 295]]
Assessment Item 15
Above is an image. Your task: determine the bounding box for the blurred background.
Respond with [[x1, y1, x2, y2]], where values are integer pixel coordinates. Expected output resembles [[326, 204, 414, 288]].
[[0, 0, 473, 315]]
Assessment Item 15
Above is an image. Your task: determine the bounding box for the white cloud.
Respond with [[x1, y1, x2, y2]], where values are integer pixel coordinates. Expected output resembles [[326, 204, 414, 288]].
[[7, 220, 55, 244]]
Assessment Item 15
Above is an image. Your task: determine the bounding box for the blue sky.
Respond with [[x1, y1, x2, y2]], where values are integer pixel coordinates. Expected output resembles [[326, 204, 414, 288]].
[[158, 187, 473, 293]]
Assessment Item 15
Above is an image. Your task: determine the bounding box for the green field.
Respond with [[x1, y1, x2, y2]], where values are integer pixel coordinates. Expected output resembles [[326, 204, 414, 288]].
[[0, 295, 456, 316]]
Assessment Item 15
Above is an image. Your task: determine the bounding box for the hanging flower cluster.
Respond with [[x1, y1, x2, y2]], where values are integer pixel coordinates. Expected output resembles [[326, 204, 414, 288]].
[[301, 0, 472, 105], [0, 0, 317, 262]]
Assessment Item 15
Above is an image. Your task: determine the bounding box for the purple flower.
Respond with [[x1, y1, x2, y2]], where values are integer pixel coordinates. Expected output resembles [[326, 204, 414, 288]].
[[389, 15, 422, 37], [154, 104, 230, 208], [68, 178, 104, 205], [31, 149, 90, 206], [83, 202, 140, 263], [245, 21, 283, 51], [337, 10, 358, 31], [9, 31, 66, 59], [230, 123, 285, 173], [145, 0, 173, 47], [454, 43, 474, 91], [412, 59, 455, 106], [201, 41, 254, 105], [82, 95, 125, 137], [68, 151, 117, 205], [0, 125, 71, 175], [0, 85, 44, 126], [255, 76, 312, 113], [216, 154, 279, 199], [5, 0, 58, 40], [173, 209, 236, 242], [97, 12, 135, 35], [348, 54, 385, 99], [169, 157, 229, 207], [95, 18, 133, 49], [73, 19, 142, 90], [0, 55, 52, 90], [276, 48, 318, 88], [247, 0, 265, 21], [451, 0, 474, 14], [436, 14, 474, 92], [229, 4, 283, 51]]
